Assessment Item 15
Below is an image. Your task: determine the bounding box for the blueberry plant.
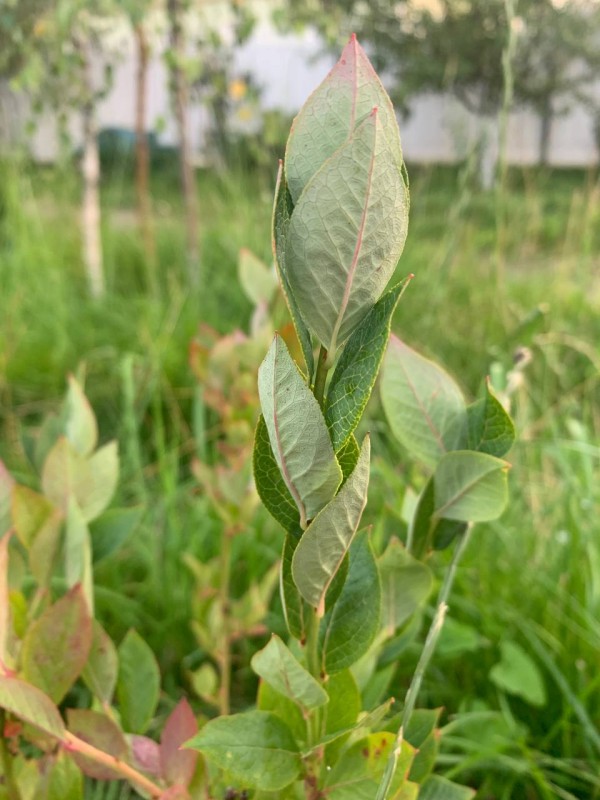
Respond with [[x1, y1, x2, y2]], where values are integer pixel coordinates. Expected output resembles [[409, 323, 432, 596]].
[[188, 35, 515, 799]]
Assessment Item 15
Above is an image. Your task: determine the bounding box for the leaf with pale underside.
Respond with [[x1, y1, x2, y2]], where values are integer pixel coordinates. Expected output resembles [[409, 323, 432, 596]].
[[285, 34, 404, 204], [272, 163, 314, 378], [292, 437, 370, 614], [280, 534, 304, 640], [258, 335, 341, 529], [434, 451, 510, 522], [63, 375, 98, 458], [238, 248, 277, 307], [251, 634, 328, 710], [326, 279, 411, 451], [253, 416, 301, 537], [285, 110, 408, 357], [381, 336, 467, 470]]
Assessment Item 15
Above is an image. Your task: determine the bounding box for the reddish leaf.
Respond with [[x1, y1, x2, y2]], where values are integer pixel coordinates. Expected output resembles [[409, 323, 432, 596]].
[[21, 584, 93, 703], [160, 698, 198, 787], [67, 709, 127, 780], [0, 531, 11, 666], [130, 735, 161, 776]]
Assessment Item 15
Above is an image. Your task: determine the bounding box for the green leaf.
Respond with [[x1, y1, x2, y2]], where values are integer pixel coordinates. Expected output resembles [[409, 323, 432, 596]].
[[467, 380, 515, 457], [89, 506, 143, 563], [45, 751, 83, 800], [258, 335, 342, 529], [253, 416, 302, 537], [0, 461, 14, 536], [326, 279, 411, 451], [238, 248, 277, 307], [11, 485, 56, 549], [286, 110, 408, 356], [257, 679, 307, 746], [489, 640, 546, 707], [378, 539, 433, 633], [292, 437, 370, 614], [404, 708, 442, 784], [272, 163, 314, 378], [185, 711, 301, 792], [324, 733, 413, 800], [63, 375, 98, 458], [325, 670, 361, 739], [418, 776, 475, 800], [64, 499, 94, 610], [117, 629, 160, 734], [82, 621, 118, 705], [336, 434, 360, 484], [381, 337, 467, 469], [251, 634, 328, 710], [285, 35, 405, 204], [67, 709, 128, 780], [280, 534, 305, 640], [42, 438, 119, 523], [434, 451, 509, 522], [0, 675, 65, 739], [321, 531, 381, 674], [22, 584, 92, 703], [408, 478, 467, 557]]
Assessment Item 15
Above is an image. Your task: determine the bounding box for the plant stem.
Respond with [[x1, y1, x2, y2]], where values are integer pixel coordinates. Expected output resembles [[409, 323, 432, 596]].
[[312, 346, 329, 408], [63, 731, 163, 798], [218, 526, 234, 716], [375, 525, 474, 800], [0, 711, 21, 800]]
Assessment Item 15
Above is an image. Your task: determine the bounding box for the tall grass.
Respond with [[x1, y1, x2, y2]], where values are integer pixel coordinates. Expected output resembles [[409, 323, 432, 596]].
[[1, 155, 599, 798]]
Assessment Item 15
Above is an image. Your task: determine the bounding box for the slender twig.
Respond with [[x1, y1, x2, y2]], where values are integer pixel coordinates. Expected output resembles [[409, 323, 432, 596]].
[[375, 525, 474, 800], [63, 731, 163, 798]]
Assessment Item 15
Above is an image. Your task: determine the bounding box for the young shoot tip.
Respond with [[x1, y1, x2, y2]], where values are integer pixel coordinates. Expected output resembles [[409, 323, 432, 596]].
[[350, 32, 357, 42]]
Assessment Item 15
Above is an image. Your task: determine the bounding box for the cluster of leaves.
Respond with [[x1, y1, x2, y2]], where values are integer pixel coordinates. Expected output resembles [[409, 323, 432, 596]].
[[0, 378, 203, 799], [187, 36, 514, 800]]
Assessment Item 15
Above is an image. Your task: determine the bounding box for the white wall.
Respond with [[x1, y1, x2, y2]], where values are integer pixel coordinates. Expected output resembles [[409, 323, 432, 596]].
[[3, 18, 599, 168]]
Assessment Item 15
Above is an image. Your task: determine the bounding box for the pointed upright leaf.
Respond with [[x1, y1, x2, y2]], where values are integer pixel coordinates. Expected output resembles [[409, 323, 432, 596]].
[[11, 486, 56, 549], [82, 621, 118, 705], [185, 711, 301, 792], [64, 499, 94, 610], [63, 376, 98, 458], [238, 248, 277, 307], [326, 279, 411, 451], [467, 379, 515, 458], [292, 437, 370, 614], [22, 584, 92, 704], [434, 451, 509, 522], [272, 163, 314, 378], [117, 630, 160, 734], [251, 635, 328, 710], [321, 531, 381, 674], [286, 110, 408, 356], [253, 416, 301, 537], [382, 337, 467, 469], [285, 34, 404, 204], [160, 698, 198, 787], [258, 335, 341, 529]]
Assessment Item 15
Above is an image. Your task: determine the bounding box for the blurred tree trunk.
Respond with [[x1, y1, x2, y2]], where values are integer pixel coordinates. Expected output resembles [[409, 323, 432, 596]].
[[539, 98, 553, 167], [134, 22, 156, 276], [167, 0, 200, 286], [79, 35, 105, 299]]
